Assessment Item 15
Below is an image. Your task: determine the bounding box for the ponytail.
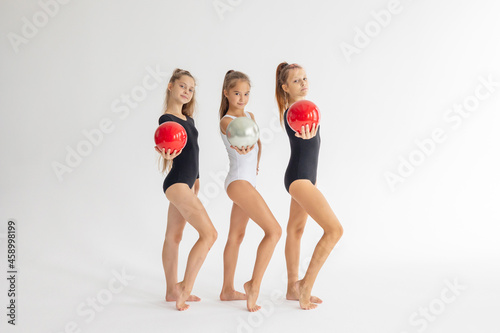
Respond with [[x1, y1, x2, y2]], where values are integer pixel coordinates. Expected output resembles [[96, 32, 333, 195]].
[[275, 62, 302, 126]]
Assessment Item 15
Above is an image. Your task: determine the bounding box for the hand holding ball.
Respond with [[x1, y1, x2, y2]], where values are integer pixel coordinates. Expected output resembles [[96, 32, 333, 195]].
[[287, 100, 321, 134], [154, 121, 187, 154], [226, 117, 260, 149]]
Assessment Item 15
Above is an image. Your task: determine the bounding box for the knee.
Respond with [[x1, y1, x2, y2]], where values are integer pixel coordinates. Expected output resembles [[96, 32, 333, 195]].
[[228, 232, 246, 245], [266, 224, 282, 243], [166, 233, 183, 245], [274, 225, 283, 242], [202, 228, 218, 247], [287, 223, 305, 239], [324, 223, 343, 244], [209, 229, 218, 246]]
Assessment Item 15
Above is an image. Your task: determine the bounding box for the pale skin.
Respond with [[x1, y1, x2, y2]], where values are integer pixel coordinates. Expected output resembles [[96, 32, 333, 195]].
[[219, 80, 282, 312], [156, 75, 218, 311], [281, 68, 343, 310]]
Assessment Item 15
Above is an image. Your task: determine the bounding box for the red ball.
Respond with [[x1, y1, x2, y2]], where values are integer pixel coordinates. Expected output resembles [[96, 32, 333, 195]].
[[287, 100, 321, 134], [154, 121, 187, 153]]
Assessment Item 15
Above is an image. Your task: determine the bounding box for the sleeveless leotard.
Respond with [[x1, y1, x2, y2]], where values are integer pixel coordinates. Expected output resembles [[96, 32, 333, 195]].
[[284, 108, 321, 193], [220, 111, 259, 191], [159, 113, 199, 192]]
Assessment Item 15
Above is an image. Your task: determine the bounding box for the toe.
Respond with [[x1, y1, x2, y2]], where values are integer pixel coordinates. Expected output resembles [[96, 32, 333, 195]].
[[311, 296, 323, 304], [249, 305, 261, 312]]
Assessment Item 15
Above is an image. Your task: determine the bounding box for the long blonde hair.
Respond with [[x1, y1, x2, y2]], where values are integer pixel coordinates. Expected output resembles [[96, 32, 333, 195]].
[[275, 62, 302, 126], [159, 68, 196, 174], [219, 70, 251, 119], [164, 68, 196, 117]]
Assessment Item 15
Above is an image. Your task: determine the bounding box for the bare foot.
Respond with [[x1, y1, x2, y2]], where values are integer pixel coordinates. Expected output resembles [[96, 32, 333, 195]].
[[286, 281, 322, 304], [220, 288, 247, 301], [295, 280, 317, 310], [165, 291, 201, 302], [243, 281, 261, 312], [175, 282, 190, 311]]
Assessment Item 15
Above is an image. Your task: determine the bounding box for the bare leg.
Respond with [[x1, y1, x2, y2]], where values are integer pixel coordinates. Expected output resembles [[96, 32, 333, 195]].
[[165, 183, 218, 311], [220, 203, 249, 301], [285, 197, 323, 304], [289, 180, 343, 310], [163, 202, 201, 302], [227, 181, 282, 312]]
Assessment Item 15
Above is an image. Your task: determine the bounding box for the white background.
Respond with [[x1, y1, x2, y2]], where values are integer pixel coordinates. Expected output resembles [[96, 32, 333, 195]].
[[1, 0, 499, 332]]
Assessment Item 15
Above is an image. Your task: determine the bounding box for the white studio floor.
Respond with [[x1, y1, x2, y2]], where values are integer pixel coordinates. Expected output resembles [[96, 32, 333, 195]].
[[1, 247, 498, 333]]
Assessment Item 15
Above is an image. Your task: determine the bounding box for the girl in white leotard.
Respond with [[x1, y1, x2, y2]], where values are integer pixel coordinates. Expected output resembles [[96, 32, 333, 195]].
[[218, 70, 282, 312], [220, 110, 259, 190]]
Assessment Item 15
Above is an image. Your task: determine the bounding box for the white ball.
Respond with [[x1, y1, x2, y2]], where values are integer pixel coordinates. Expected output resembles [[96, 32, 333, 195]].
[[226, 117, 260, 148]]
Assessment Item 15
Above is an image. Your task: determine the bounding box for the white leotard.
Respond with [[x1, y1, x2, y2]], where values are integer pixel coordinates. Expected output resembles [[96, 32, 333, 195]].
[[221, 111, 259, 191]]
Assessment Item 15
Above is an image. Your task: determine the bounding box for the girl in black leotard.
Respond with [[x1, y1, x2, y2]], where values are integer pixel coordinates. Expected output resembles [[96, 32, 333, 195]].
[[275, 62, 343, 310], [155, 69, 217, 311], [283, 106, 321, 193], [159, 112, 199, 193]]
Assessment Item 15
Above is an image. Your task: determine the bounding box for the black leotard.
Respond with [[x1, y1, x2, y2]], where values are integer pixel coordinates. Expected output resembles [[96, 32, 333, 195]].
[[284, 108, 321, 193], [159, 113, 199, 192]]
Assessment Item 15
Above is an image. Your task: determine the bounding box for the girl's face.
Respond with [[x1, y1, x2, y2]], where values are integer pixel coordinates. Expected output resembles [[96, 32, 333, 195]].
[[283, 68, 308, 100], [224, 80, 250, 111], [169, 75, 195, 104]]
